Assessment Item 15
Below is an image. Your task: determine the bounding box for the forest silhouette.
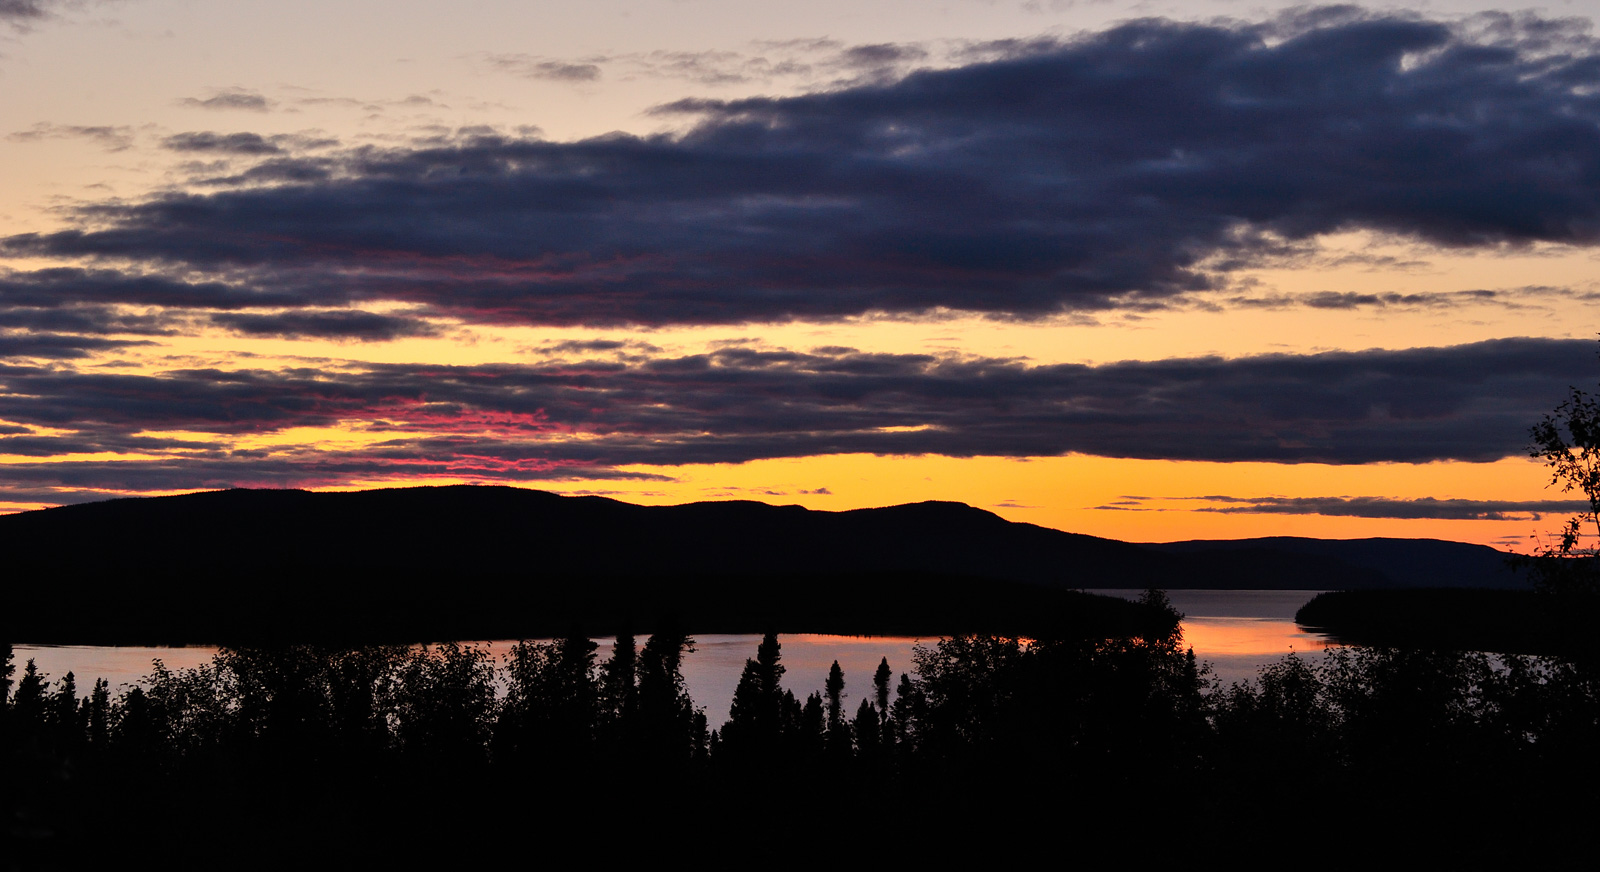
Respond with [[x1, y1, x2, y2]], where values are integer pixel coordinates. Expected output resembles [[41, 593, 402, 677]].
[[8, 590, 1599, 864]]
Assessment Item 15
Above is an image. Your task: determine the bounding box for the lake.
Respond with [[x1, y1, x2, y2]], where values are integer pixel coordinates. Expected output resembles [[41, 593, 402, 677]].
[[11, 589, 1329, 727]]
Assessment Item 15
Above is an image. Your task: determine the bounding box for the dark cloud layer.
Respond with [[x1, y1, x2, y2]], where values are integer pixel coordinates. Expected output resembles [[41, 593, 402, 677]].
[[208, 310, 441, 341], [1185, 495, 1591, 521], [178, 89, 272, 111], [163, 131, 284, 155], [9, 10, 1600, 327], [0, 332, 152, 359], [0, 337, 1588, 496], [0, 0, 47, 20], [8, 123, 134, 151]]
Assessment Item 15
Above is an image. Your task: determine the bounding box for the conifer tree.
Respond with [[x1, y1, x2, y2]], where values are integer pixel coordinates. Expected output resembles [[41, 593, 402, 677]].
[[638, 632, 700, 763], [724, 659, 764, 752], [85, 678, 111, 747], [1, 642, 12, 706], [550, 632, 599, 749], [599, 633, 639, 731], [724, 632, 787, 759], [824, 661, 846, 729], [890, 673, 922, 751], [800, 692, 825, 758], [874, 657, 892, 718], [48, 671, 80, 753], [853, 698, 880, 761], [754, 633, 785, 736], [873, 657, 893, 745], [12, 659, 45, 733], [0, 643, 12, 741], [824, 661, 852, 758]]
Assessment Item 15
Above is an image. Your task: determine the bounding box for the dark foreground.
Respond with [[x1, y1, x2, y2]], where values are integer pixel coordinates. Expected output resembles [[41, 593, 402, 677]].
[[1297, 588, 1597, 654], [8, 597, 1600, 865]]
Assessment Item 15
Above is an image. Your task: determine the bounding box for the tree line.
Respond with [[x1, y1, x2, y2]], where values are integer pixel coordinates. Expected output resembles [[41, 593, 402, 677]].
[[7, 591, 1600, 860]]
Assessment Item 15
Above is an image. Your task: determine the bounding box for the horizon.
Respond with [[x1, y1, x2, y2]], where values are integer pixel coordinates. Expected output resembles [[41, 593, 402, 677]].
[[0, 482, 1527, 550], [3, 1, 1599, 550]]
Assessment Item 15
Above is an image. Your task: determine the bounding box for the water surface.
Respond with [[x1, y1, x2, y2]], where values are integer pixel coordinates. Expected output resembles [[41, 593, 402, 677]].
[[13, 589, 1331, 724]]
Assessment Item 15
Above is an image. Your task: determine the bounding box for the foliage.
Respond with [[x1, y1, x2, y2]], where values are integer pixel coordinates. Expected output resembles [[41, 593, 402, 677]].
[[1526, 371, 1600, 596], [15, 614, 1600, 857]]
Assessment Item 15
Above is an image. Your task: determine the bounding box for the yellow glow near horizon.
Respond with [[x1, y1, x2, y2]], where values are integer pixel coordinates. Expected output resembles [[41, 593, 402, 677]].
[[526, 452, 1567, 549], [1, 450, 1570, 550]]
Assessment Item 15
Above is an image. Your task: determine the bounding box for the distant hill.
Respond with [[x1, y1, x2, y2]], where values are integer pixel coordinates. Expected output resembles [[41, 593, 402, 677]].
[[1144, 536, 1528, 591], [0, 486, 1529, 643]]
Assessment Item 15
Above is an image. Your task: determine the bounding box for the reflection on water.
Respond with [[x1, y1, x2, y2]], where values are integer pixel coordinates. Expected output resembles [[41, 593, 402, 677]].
[[1090, 589, 1334, 687], [7, 644, 219, 695], [11, 635, 929, 729], [682, 634, 926, 727], [13, 590, 1332, 724]]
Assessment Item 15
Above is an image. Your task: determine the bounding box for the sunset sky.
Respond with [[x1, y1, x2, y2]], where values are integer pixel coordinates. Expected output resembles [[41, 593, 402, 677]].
[[3, 0, 1599, 548]]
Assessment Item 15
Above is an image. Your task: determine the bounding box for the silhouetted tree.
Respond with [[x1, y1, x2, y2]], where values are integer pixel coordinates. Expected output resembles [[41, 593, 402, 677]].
[[599, 633, 638, 728], [853, 697, 881, 762], [823, 661, 853, 759], [498, 633, 600, 768], [721, 632, 788, 762], [110, 685, 161, 761], [2, 642, 12, 706], [392, 643, 497, 768], [873, 658, 892, 720], [873, 656, 894, 747], [723, 659, 765, 756], [12, 659, 45, 736], [800, 692, 825, 759], [1525, 357, 1600, 599], [46, 671, 81, 755], [890, 672, 921, 753], [754, 633, 785, 733], [85, 678, 111, 748], [637, 631, 703, 765], [779, 688, 805, 756]]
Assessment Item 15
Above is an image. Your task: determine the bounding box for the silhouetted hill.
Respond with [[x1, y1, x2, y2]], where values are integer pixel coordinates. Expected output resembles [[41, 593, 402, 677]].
[[0, 486, 1529, 643], [1295, 589, 1576, 654], [1145, 536, 1529, 590]]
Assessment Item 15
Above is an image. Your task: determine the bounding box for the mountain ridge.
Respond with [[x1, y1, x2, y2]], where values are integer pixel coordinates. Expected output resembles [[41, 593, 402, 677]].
[[1, 485, 1530, 644]]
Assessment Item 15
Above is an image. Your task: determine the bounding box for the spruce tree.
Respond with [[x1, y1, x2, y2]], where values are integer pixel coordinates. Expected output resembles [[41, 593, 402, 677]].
[[48, 671, 80, 753], [874, 657, 893, 733], [86, 678, 111, 747], [12, 660, 45, 733], [824, 661, 852, 758], [1, 642, 12, 706], [638, 632, 699, 764], [600, 633, 638, 728]]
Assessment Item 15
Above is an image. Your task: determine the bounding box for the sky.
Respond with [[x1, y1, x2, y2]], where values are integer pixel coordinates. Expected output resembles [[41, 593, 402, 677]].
[[3, 0, 1600, 549]]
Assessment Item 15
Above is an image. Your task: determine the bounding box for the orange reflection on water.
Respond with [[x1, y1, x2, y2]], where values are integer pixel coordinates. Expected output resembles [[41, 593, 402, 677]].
[[1180, 617, 1335, 657]]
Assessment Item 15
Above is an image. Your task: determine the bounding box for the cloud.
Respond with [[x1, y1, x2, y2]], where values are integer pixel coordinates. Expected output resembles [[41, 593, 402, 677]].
[[837, 43, 928, 67], [0, 452, 671, 500], [208, 310, 441, 341], [0, 268, 306, 310], [13, 10, 1600, 328], [0, 305, 178, 334], [483, 55, 603, 82], [8, 123, 134, 151], [0, 336, 1589, 501], [1186, 495, 1592, 521], [0, 0, 47, 19], [162, 131, 284, 155], [179, 89, 272, 111], [0, 332, 154, 359]]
